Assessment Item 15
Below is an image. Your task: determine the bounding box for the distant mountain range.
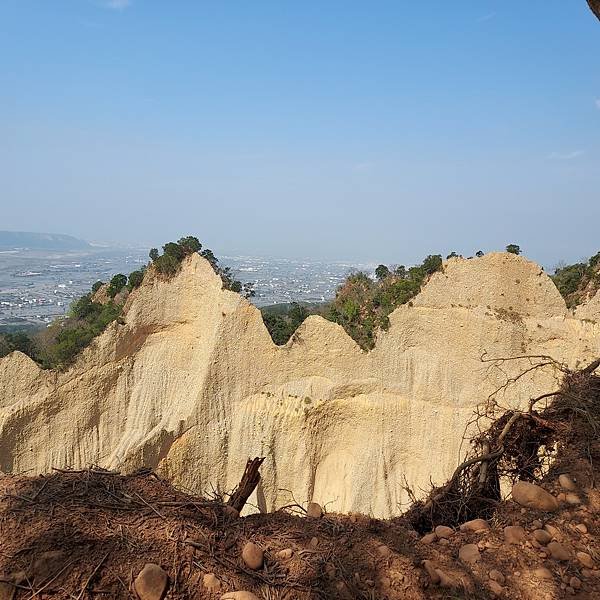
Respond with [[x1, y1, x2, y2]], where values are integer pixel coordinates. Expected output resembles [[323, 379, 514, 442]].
[[0, 231, 91, 251]]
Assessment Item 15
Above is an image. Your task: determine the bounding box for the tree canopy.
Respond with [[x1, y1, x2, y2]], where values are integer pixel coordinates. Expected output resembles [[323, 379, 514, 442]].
[[325, 253, 443, 349]]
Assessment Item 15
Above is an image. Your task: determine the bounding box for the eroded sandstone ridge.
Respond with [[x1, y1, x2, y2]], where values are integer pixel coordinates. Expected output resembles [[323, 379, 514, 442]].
[[0, 253, 598, 517]]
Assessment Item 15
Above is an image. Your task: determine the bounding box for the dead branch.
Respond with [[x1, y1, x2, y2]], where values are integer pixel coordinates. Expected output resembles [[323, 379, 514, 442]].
[[226, 457, 265, 513]]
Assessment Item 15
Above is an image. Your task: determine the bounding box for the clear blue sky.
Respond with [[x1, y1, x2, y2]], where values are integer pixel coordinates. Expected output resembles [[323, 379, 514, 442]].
[[1, 1, 599, 266]]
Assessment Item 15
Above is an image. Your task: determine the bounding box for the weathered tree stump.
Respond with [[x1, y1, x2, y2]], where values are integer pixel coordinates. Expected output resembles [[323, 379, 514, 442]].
[[227, 457, 265, 513]]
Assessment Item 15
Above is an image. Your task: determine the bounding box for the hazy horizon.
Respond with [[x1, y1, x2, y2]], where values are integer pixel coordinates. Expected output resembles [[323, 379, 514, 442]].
[[1, 2, 599, 266]]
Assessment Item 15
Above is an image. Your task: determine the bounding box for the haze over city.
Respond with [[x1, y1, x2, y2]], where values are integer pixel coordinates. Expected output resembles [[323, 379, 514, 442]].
[[1, 1, 599, 265]]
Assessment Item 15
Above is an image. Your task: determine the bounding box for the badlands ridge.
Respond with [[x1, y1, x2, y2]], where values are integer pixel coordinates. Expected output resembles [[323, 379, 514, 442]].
[[0, 252, 599, 518]]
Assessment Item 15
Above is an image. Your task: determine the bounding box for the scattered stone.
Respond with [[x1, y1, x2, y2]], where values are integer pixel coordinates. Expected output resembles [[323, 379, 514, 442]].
[[576, 551, 595, 569], [221, 593, 260, 600], [459, 544, 481, 565], [547, 541, 571, 561], [544, 524, 561, 540], [435, 569, 456, 588], [532, 519, 543, 530], [569, 576, 581, 590], [434, 525, 454, 539], [489, 570, 505, 584], [134, 564, 169, 600], [422, 560, 440, 584], [242, 542, 264, 570], [438, 538, 450, 546], [512, 481, 559, 512], [203, 573, 221, 592], [460, 518, 489, 533], [276, 548, 293, 560], [489, 580, 504, 596], [533, 529, 552, 545], [558, 474, 577, 491], [306, 502, 323, 518], [557, 493, 567, 503], [504, 525, 526, 544], [575, 523, 588, 534], [580, 568, 593, 579], [376, 544, 391, 558], [533, 567, 554, 580], [309, 537, 319, 548], [421, 533, 437, 544], [565, 493, 581, 506]]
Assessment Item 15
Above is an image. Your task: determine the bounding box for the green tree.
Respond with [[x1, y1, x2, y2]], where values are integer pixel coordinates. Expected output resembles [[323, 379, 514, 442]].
[[0, 332, 36, 358], [91, 280, 103, 293], [288, 302, 309, 327], [475, 250, 484, 258], [552, 263, 588, 298], [149, 248, 159, 261], [375, 264, 390, 281], [70, 294, 100, 320], [394, 265, 407, 279], [446, 252, 459, 259], [421, 254, 443, 275], [154, 253, 179, 275], [262, 312, 289, 345], [261, 302, 310, 345], [163, 242, 186, 261], [127, 269, 145, 290], [326, 252, 444, 349], [506, 244, 521, 255], [200, 248, 217, 266], [107, 273, 127, 298], [589, 251, 600, 269], [177, 236, 202, 254]]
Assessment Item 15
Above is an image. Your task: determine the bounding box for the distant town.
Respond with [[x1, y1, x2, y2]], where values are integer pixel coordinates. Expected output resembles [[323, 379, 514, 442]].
[[0, 243, 374, 332]]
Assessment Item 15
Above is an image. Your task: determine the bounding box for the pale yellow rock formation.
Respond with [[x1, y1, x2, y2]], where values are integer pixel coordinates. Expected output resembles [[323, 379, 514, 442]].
[[0, 252, 598, 517], [575, 288, 600, 323]]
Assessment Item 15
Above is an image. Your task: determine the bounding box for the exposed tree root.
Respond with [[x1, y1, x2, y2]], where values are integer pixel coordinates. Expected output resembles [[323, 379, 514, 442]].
[[405, 356, 600, 533]]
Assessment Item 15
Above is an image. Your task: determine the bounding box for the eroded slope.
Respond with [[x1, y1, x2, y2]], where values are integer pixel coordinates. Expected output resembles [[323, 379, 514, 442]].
[[0, 252, 598, 517]]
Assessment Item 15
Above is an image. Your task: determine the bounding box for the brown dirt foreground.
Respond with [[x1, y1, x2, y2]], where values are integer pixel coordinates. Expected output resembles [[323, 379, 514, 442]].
[[0, 467, 598, 600]]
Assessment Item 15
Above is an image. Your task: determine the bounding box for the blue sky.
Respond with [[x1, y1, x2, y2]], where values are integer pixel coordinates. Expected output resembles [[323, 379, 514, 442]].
[[1, 1, 599, 266]]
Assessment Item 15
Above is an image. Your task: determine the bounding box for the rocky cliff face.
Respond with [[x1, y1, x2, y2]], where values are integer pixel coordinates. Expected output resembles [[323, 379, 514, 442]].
[[0, 253, 598, 517]]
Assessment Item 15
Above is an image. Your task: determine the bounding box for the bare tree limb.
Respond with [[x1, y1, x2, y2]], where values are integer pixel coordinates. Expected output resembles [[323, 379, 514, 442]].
[[226, 457, 265, 513]]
